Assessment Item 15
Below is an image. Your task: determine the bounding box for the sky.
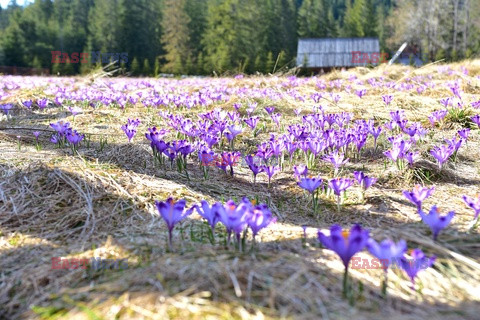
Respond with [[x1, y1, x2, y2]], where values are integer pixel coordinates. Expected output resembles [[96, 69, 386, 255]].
[[0, 0, 31, 9]]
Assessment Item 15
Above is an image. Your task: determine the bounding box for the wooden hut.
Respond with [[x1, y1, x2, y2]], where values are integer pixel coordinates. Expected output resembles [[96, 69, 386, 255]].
[[296, 38, 382, 72]]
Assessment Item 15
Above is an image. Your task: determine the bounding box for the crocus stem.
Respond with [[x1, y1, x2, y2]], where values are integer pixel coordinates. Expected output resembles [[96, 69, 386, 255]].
[[168, 230, 173, 251], [382, 272, 388, 298], [312, 192, 316, 213], [469, 216, 479, 231], [343, 267, 349, 298], [358, 189, 364, 203], [337, 195, 341, 212], [208, 226, 215, 245]]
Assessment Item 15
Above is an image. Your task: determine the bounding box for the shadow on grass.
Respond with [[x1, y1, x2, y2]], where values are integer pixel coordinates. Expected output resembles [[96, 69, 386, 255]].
[[1, 163, 479, 319]]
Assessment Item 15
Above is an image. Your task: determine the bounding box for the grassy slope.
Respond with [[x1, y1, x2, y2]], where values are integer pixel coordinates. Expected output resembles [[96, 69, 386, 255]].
[[1, 61, 480, 319]]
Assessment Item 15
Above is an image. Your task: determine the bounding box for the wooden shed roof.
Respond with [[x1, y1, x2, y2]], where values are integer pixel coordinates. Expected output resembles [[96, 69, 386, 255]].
[[296, 38, 380, 68]]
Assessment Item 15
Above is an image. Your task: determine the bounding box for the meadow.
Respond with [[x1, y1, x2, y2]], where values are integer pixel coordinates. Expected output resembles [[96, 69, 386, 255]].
[[1, 61, 480, 319]]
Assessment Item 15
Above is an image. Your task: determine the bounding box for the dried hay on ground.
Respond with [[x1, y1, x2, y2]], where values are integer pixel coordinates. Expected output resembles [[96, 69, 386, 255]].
[[1, 61, 480, 319]]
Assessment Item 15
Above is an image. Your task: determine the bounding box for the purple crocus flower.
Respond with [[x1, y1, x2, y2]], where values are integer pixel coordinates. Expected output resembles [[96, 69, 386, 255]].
[[32, 131, 41, 140], [462, 194, 480, 220], [457, 128, 470, 140], [145, 127, 168, 150], [403, 125, 417, 137], [227, 111, 239, 122], [121, 118, 141, 142], [403, 185, 435, 211], [265, 106, 275, 114], [366, 238, 407, 271], [247, 204, 276, 240], [55, 96, 64, 106], [450, 85, 462, 100], [163, 149, 177, 164], [263, 165, 280, 186], [416, 86, 426, 94], [245, 155, 264, 183], [384, 121, 397, 131], [430, 144, 454, 170], [50, 135, 59, 144], [155, 198, 193, 248], [399, 249, 436, 289], [382, 95, 393, 106], [194, 200, 219, 233], [368, 126, 382, 148], [224, 125, 243, 142], [269, 139, 284, 157], [293, 164, 308, 181], [23, 100, 33, 109], [389, 110, 405, 122], [298, 176, 323, 194], [215, 158, 228, 173], [50, 121, 71, 137], [355, 89, 367, 98], [308, 139, 325, 156], [445, 137, 463, 153], [244, 117, 259, 130], [203, 134, 219, 148], [66, 130, 84, 146], [0, 103, 13, 115], [221, 152, 241, 176], [428, 110, 447, 126], [329, 177, 354, 211], [246, 102, 257, 115], [318, 224, 370, 267], [405, 151, 419, 166], [213, 199, 251, 243], [353, 171, 377, 190], [331, 93, 341, 104], [383, 140, 406, 162], [68, 106, 82, 117], [329, 178, 354, 196], [37, 98, 48, 110], [178, 143, 193, 158], [418, 205, 454, 240], [323, 152, 349, 175], [471, 115, 480, 128], [271, 113, 281, 125], [439, 97, 452, 108], [199, 149, 216, 167]]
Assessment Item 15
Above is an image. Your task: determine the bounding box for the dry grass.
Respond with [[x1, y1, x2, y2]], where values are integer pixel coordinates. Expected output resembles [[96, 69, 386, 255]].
[[1, 60, 480, 319]]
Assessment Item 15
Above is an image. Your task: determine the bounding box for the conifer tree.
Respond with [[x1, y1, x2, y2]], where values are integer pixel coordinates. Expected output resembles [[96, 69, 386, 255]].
[[143, 58, 151, 76], [254, 55, 264, 73], [363, 0, 378, 37], [154, 57, 161, 77], [298, 0, 325, 38], [343, 0, 365, 37], [265, 52, 275, 74], [130, 57, 140, 76], [161, 0, 191, 74]]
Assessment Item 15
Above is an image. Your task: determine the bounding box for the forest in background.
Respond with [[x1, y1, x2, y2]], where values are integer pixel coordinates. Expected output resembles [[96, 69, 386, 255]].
[[0, 0, 479, 76]]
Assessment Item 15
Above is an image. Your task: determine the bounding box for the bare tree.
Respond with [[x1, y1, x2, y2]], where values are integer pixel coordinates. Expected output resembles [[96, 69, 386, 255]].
[[452, 0, 459, 53]]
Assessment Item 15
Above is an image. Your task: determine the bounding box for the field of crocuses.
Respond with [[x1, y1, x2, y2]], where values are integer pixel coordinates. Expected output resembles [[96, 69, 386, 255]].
[[1, 62, 480, 319]]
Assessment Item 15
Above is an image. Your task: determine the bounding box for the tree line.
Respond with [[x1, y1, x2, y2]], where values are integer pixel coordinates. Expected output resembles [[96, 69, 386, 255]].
[[0, 0, 478, 76]]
